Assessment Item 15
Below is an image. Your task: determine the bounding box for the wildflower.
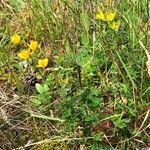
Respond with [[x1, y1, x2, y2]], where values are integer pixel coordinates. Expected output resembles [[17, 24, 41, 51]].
[[109, 22, 120, 30], [18, 49, 30, 60], [29, 40, 38, 51], [11, 34, 21, 45], [106, 12, 116, 22], [96, 10, 106, 21], [96, 10, 116, 22], [37, 58, 49, 69]]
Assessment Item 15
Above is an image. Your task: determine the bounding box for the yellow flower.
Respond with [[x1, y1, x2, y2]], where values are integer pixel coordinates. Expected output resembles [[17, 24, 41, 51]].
[[11, 34, 21, 45], [18, 49, 30, 60], [37, 58, 49, 69], [96, 10, 116, 22], [29, 40, 38, 51], [106, 12, 116, 22], [109, 22, 120, 30], [96, 10, 106, 21]]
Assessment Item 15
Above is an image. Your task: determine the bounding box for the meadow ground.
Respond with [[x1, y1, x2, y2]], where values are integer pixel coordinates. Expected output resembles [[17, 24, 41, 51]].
[[0, 0, 149, 149]]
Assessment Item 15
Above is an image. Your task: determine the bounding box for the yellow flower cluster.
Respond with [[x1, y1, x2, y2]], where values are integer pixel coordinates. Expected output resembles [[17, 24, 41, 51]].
[[96, 9, 120, 30], [96, 10, 115, 22], [11, 34, 49, 69]]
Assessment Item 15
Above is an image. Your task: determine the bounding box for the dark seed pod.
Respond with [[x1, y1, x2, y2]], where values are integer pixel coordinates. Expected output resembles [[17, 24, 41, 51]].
[[23, 74, 41, 88], [23, 74, 42, 94]]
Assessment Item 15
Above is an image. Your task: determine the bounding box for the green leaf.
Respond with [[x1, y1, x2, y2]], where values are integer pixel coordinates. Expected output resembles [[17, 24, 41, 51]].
[[31, 97, 42, 106], [43, 84, 49, 92], [85, 113, 97, 123], [36, 83, 44, 94], [112, 118, 130, 129], [76, 51, 92, 67], [91, 97, 101, 108], [90, 87, 101, 96], [45, 74, 54, 86], [93, 132, 104, 142]]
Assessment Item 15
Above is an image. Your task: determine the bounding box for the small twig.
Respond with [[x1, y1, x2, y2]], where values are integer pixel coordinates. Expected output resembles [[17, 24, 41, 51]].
[[104, 134, 114, 150], [23, 108, 65, 123], [138, 109, 150, 132], [77, 64, 82, 89], [139, 40, 150, 61], [30, 112, 65, 123]]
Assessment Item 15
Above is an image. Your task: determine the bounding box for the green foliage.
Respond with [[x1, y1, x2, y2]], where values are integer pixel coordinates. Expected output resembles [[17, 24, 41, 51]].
[[60, 86, 103, 135], [31, 76, 53, 108], [10, 0, 25, 11], [111, 117, 130, 129], [35, 83, 49, 94]]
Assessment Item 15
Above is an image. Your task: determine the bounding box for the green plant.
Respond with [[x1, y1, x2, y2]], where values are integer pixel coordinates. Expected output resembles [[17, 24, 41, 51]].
[[31, 83, 51, 107]]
